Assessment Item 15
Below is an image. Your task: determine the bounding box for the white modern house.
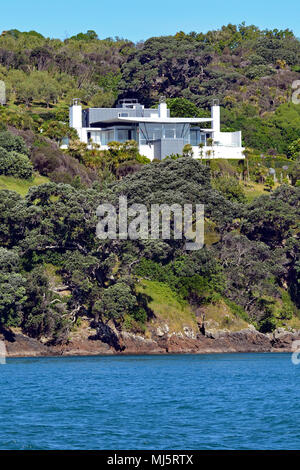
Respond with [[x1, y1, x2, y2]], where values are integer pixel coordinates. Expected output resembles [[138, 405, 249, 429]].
[[69, 98, 244, 160]]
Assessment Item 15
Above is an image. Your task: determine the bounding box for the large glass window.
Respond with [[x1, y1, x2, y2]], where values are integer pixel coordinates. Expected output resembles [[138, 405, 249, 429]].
[[139, 123, 162, 142], [150, 125, 162, 140], [90, 128, 137, 145], [190, 129, 199, 146], [163, 124, 176, 139], [190, 128, 206, 146], [175, 124, 190, 143], [101, 130, 115, 145], [90, 131, 101, 144], [139, 123, 190, 144], [117, 129, 130, 142]]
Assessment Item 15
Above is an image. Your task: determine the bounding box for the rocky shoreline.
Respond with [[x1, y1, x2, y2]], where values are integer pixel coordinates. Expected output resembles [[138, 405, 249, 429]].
[[1, 326, 300, 358]]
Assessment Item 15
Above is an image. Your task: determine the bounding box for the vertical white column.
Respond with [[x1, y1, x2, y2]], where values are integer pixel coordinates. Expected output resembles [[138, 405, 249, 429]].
[[69, 104, 82, 129], [69, 100, 83, 141], [158, 101, 168, 119], [211, 104, 220, 133]]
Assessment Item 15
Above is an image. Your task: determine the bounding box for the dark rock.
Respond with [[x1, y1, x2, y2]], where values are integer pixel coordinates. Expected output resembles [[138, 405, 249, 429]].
[[5, 325, 300, 357]]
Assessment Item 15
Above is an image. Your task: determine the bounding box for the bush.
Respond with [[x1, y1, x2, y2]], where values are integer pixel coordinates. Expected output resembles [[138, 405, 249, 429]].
[[245, 65, 275, 79], [264, 175, 275, 191], [212, 176, 246, 203], [93, 282, 137, 323], [224, 298, 250, 322], [287, 139, 300, 160], [259, 315, 277, 333], [0, 131, 29, 155], [0, 148, 33, 179]]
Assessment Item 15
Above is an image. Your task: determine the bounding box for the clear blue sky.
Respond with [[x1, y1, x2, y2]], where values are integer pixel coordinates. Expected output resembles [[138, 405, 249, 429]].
[[1, 0, 300, 42]]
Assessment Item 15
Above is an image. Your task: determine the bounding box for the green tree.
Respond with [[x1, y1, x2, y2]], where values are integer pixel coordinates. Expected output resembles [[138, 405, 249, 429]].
[[0, 131, 29, 154], [69, 30, 98, 41], [288, 139, 300, 160], [264, 175, 275, 191], [0, 248, 27, 327], [290, 158, 300, 186], [212, 176, 246, 203], [166, 98, 205, 118], [182, 144, 193, 158], [241, 186, 299, 248], [0, 148, 33, 179], [39, 121, 78, 144], [93, 283, 137, 323]]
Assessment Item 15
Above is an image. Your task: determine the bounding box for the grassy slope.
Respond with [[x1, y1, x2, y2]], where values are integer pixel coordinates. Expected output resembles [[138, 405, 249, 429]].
[[204, 219, 220, 246], [241, 181, 281, 202], [136, 279, 197, 333], [202, 300, 249, 332], [136, 279, 251, 334], [0, 174, 49, 196]]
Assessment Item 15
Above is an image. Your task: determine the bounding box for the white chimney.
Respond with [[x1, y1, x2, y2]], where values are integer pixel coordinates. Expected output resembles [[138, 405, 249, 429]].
[[158, 99, 167, 119], [211, 99, 220, 134], [69, 98, 82, 129]]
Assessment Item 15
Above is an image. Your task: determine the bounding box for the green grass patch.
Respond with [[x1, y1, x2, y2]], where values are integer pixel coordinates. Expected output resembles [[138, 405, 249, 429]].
[[0, 173, 49, 196], [224, 298, 250, 322], [123, 314, 147, 334], [136, 279, 197, 333], [204, 218, 220, 246], [241, 181, 280, 202], [203, 299, 249, 331], [43, 263, 71, 298], [44, 263, 63, 286]]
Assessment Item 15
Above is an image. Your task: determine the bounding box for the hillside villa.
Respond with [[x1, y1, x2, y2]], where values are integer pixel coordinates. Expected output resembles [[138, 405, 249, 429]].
[[69, 98, 245, 160]]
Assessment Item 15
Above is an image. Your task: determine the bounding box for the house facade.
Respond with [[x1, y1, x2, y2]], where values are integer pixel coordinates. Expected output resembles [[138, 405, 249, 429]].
[[69, 98, 244, 160]]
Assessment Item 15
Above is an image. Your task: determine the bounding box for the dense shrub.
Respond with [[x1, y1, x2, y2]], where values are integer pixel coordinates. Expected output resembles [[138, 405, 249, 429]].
[[0, 147, 33, 179], [0, 131, 29, 155], [212, 176, 246, 203]]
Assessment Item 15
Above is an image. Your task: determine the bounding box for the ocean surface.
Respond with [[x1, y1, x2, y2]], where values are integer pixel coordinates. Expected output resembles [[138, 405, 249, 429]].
[[0, 353, 300, 450]]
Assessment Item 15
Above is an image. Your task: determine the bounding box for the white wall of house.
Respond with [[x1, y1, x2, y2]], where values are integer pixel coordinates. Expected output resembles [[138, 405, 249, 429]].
[[139, 144, 155, 160], [138, 144, 244, 160], [71, 140, 244, 160], [213, 131, 242, 147], [192, 145, 244, 159], [83, 139, 244, 160]]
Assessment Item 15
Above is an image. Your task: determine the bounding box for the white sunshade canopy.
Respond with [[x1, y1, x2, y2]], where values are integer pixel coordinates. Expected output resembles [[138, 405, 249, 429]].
[[89, 116, 213, 125], [118, 116, 213, 124]]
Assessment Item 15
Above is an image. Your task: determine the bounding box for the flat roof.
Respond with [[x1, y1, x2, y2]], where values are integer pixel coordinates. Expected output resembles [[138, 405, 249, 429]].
[[120, 117, 212, 123], [88, 116, 213, 125], [84, 127, 213, 132]]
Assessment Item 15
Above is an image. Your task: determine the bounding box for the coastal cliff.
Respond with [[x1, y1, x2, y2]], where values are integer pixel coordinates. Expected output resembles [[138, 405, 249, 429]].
[[2, 324, 300, 358]]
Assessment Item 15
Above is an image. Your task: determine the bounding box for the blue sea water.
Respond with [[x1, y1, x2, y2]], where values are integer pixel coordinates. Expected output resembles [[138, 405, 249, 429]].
[[0, 353, 300, 450]]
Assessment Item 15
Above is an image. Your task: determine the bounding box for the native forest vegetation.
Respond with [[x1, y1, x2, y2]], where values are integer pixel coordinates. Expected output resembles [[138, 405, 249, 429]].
[[0, 24, 299, 345]]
